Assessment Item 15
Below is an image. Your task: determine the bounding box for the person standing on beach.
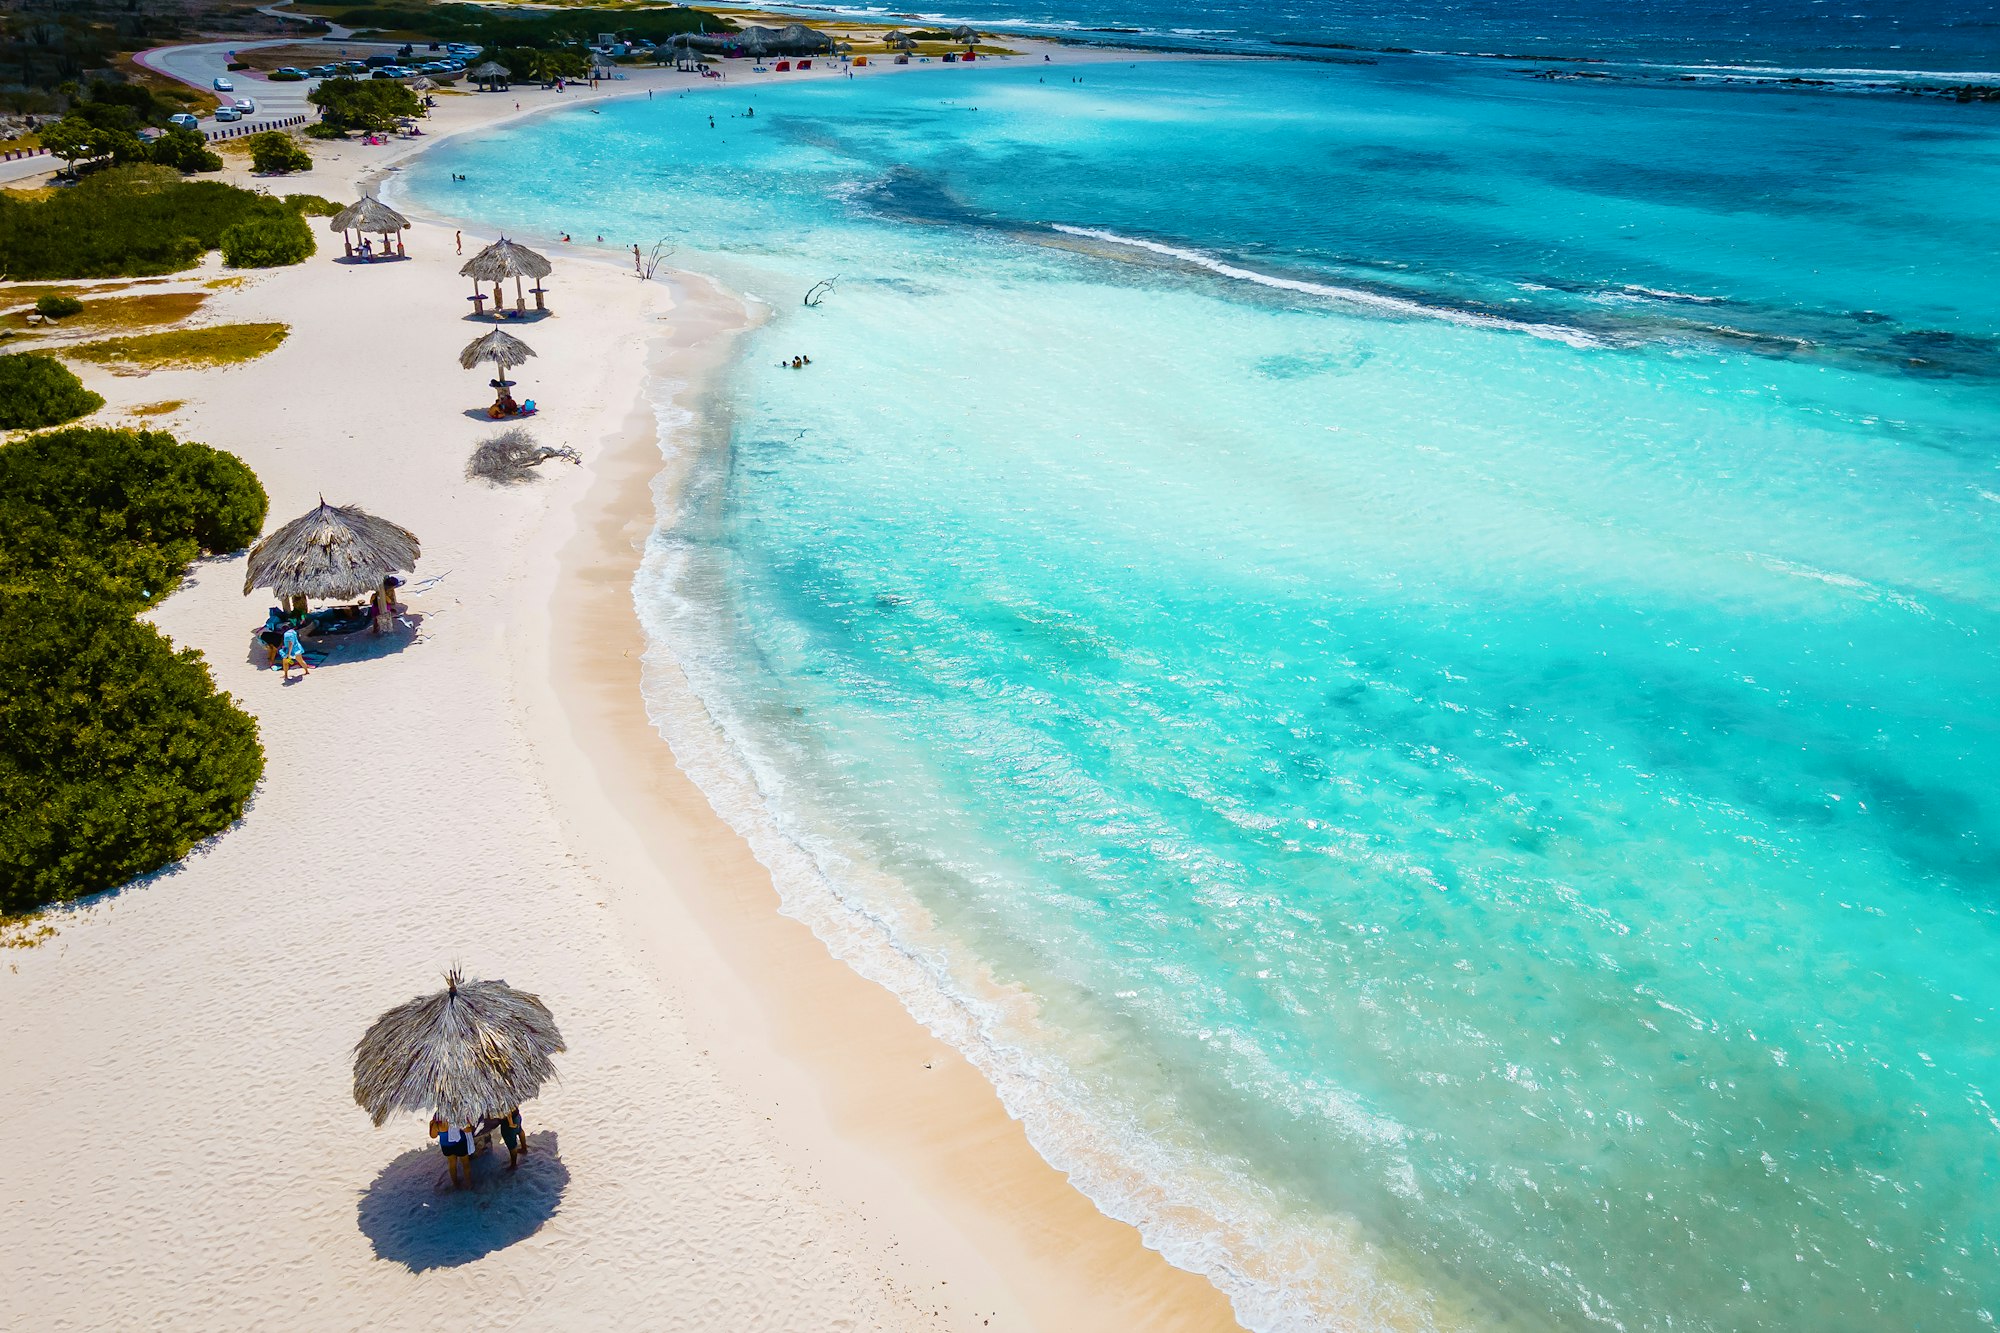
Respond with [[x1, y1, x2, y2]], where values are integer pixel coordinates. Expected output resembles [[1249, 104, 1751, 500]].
[[277, 626, 310, 680], [431, 1115, 472, 1188], [497, 1107, 527, 1169], [455, 229, 462, 255], [633, 243, 642, 273]]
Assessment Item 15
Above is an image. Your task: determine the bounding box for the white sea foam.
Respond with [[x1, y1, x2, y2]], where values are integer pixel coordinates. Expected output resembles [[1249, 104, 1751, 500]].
[[628, 360, 1469, 1333], [1051, 223, 1607, 348], [1621, 284, 1721, 304]]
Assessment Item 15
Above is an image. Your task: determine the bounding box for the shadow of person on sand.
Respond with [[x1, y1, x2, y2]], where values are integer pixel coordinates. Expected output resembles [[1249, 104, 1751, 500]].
[[357, 1131, 568, 1272]]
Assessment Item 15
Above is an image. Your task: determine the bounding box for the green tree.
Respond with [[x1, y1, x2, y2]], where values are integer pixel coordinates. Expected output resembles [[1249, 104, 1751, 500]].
[[149, 126, 222, 173], [38, 115, 105, 171], [247, 129, 312, 174], [307, 76, 419, 133]]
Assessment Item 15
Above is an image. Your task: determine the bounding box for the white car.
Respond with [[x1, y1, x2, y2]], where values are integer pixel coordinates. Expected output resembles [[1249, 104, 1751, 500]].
[[233, 96, 256, 113], [212, 76, 234, 91], [214, 105, 242, 122]]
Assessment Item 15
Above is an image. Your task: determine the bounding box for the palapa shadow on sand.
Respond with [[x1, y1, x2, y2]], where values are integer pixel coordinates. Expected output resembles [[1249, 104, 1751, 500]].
[[462, 308, 554, 324], [357, 1131, 568, 1271]]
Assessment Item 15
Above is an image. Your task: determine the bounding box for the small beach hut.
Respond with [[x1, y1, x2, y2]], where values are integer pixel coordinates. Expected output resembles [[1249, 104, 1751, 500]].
[[329, 195, 411, 259], [461, 327, 537, 415], [471, 59, 512, 91], [460, 236, 554, 315], [951, 24, 978, 43], [353, 968, 566, 1129], [884, 30, 916, 51], [243, 498, 421, 631]]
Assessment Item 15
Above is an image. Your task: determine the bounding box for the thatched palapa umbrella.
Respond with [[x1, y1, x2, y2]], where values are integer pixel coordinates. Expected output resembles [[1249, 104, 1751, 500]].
[[244, 498, 421, 628], [462, 328, 536, 415], [329, 195, 410, 259], [471, 59, 511, 90], [353, 969, 566, 1129], [460, 236, 554, 315]]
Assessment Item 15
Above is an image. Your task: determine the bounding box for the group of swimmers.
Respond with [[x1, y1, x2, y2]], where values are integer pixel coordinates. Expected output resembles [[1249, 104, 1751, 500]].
[[781, 354, 813, 369]]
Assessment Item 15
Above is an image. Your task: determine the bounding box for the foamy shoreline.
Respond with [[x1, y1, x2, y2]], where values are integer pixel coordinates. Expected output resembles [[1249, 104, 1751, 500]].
[[0, 43, 1243, 1332]]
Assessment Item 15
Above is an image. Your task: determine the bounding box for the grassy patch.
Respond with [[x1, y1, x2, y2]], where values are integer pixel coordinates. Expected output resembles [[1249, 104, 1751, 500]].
[[41, 291, 210, 334], [130, 399, 186, 417], [65, 322, 289, 373], [207, 276, 251, 290]]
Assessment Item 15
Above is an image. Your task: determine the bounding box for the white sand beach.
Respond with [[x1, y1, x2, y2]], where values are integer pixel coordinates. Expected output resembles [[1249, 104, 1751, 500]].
[[0, 47, 1241, 1333]]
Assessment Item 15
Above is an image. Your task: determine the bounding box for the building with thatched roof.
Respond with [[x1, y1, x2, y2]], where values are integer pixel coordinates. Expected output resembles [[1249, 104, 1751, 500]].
[[329, 196, 411, 260], [470, 59, 512, 90], [244, 500, 420, 625], [353, 969, 566, 1129], [461, 237, 554, 314]]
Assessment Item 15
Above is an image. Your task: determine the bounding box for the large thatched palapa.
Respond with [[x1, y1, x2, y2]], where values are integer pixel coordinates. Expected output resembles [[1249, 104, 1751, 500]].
[[470, 59, 511, 90], [329, 196, 411, 259], [461, 237, 553, 314], [244, 499, 421, 616], [353, 969, 566, 1128]]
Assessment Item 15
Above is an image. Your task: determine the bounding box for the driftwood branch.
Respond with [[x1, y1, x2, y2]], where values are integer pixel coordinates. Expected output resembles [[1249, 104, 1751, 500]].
[[641, 238, 675, 281], [467, 427, 581, 485], [803, 276, 838, 307]]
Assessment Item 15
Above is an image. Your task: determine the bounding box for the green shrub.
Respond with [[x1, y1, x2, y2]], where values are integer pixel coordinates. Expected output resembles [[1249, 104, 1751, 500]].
[[221, 213, 315, 268], [248, 130, 313, 175], [284, 192, 343, 217], [304, 121, 346, 140], [0, 578, 264, 914], [150, 126, 223, 174], [0, 171, 301, 279], [0, 425, 269, 913], [34, 294, 83, 319], [0, 426, 267, 602], [0, 353, 104, 429]]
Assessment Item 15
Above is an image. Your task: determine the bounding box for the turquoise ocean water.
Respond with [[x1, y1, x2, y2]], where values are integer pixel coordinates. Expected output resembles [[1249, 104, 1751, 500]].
[[402, 56, 2000, 1332]]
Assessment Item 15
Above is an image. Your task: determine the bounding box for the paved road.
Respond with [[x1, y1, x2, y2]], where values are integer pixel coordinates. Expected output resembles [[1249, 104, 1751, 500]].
[[0, 7, 402, 184]]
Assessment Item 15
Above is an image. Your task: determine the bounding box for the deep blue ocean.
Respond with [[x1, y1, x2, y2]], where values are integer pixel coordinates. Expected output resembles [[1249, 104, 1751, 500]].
[[724, 0, 2000, 75], [402, 11, 2000, 1329]]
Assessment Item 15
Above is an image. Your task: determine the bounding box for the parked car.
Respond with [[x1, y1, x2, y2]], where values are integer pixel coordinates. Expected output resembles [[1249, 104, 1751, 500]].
[[212, 76, 234, 91], [234, 96, 256, 113], [168, 112, 200, 131], [214, 105, 242, 122], [309, 64, 337, 76]]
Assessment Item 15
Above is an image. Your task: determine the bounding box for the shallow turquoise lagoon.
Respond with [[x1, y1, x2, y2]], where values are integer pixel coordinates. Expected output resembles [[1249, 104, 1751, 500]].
[[404, 60, 2000, 1332]]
